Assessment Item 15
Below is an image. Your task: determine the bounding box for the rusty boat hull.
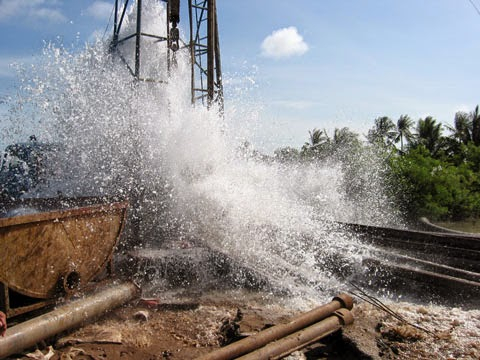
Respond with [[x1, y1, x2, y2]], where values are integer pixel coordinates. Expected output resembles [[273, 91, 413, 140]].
[[0, 197, 128, 302]]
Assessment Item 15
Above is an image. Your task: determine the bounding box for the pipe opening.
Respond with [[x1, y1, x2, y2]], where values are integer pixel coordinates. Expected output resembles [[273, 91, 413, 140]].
[[63, 271, 81, 293]]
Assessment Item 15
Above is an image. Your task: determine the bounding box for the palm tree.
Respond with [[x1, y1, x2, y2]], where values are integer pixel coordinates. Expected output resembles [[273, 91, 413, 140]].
[[330, 127, 361, 161], [447, 105, 480, 146], [302, 128, 328, 157], [302, 127, 361, 160], [367, 116, 397, 148], [415, 116, 443, 155], [450, 111, 472, 145], [333, 127, 356, 142], [308, 128, 327, 147], [395, 115, 414, 152], [471, 105, 480, 146], [274, 146, 300, 162], [331, 127, 359, 148]]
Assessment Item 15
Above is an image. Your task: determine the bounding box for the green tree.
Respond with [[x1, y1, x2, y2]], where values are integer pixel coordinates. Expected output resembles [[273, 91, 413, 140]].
[[445, 105, 480, 160], [307, 128, 327, 148], [332, 127, 360, 148], [329, 127, 361, 162], [395, 115, 414, 152], [464, 142, 480, 173], [413, 116, 443, 156], [444, 112, 471, 162], [446, 105, 480, 146], [448, 111, 472, 145], [367, 116, 397, 148], [274, 146, 300, 162], [301, 128, 329, 159], [388, 146, 480, 220], [470, 105, 480, 146]]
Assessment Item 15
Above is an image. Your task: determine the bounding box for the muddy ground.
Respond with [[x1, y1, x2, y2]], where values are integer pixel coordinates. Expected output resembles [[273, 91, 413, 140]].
[[12, 290, 480, 360]]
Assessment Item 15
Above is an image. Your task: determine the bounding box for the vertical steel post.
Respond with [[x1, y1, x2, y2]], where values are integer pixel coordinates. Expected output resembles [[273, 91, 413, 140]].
[[213, 0, 224, 113], [134, 0, 142, 79], [166, 0, 171, 72], [111, 0, 131, 53], [207, 0, 215, 106], [113, 0, 119, 47], [188, 0, 195, 104]]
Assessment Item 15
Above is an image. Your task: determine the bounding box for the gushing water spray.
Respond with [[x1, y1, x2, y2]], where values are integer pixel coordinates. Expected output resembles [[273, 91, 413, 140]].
[[2, 1, 402, 303]]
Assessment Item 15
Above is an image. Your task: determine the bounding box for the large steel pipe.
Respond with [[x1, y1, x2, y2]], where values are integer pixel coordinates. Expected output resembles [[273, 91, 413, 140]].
[[0, 282, 139, 359], [197, 294, 353, 360], [237, 308, 354, 360]]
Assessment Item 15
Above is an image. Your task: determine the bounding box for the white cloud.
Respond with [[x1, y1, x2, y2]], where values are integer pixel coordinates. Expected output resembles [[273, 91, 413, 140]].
[[0, 0, 66, 24], [34, 7, 67, 23], [261, 26, 309, 59], [85, 1, 113, 20]]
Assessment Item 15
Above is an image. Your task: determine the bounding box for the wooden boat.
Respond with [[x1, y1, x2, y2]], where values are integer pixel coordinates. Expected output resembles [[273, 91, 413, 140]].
[[0, 197, 128, 317]]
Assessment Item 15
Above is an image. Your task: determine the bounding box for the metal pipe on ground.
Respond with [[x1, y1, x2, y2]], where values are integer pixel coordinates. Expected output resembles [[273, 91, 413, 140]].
[[197, 294, 353, 360], [0, 282, 139, 359], [237, 308, 354, 360]]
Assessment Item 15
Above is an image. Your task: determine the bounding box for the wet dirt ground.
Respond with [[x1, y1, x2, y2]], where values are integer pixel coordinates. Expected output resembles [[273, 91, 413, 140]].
[[12, 289, 480, 360]]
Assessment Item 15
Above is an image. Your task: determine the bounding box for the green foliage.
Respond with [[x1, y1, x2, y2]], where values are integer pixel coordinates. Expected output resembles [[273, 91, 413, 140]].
[[464, 142, 480, 173], [273, 105, 480, 221], [411, 116, 444, 156], [274, 146, 300, 162], [388, 146, 480, 220], [300, 127, 361, 162], [367, 116, 397, 148], [395, 114, 414, 152], [301, 128, 329, 160]]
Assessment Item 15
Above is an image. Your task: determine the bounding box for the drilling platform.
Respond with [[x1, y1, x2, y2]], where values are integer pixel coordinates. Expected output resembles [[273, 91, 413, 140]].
[[110, 0, 224, 111]]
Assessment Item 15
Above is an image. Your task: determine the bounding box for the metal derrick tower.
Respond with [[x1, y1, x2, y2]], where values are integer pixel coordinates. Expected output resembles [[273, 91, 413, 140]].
[[110, 0, 223, 111], [189, 0, 223, 111], [109, 0, 223, 248]]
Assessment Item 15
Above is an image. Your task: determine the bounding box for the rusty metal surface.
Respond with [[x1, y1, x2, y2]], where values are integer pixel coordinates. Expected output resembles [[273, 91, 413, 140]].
[[197, 294, 353, 360], [237, 309, 354, 360], [0, 281, 139, 359], [0, 198, 128, 299]]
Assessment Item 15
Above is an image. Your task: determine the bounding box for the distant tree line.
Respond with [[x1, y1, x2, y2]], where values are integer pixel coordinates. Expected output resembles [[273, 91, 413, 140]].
[[273, 105, 480, 221]]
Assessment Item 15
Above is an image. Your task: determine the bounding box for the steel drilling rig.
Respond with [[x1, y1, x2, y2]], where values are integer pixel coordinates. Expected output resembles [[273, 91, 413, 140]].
[[110, 0, 224, 112], [108, 0, 224, 249]]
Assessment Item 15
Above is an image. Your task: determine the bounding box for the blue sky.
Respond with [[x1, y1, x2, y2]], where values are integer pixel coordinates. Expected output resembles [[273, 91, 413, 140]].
[[1, 0, 480, 152]]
